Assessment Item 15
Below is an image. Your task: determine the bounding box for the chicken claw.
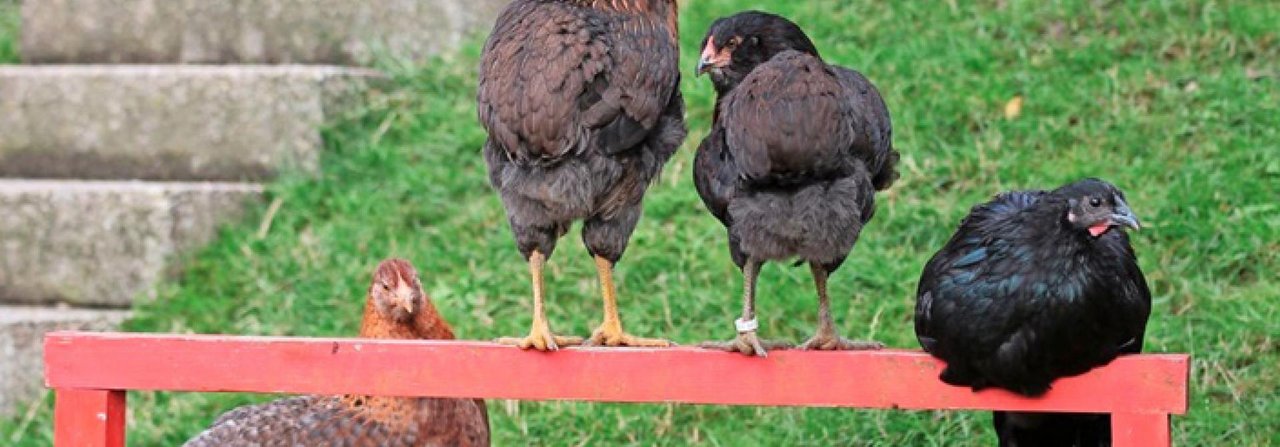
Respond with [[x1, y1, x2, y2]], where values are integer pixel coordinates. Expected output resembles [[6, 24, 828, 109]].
[[700, 331, 792, 357], [496, 321, 583, 351], [585, 320, 674, 347], [799, 330, 883, 351]]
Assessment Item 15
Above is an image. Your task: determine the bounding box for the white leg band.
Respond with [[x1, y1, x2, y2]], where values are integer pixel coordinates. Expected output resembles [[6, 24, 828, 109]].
[[735, 318, 758, 333]]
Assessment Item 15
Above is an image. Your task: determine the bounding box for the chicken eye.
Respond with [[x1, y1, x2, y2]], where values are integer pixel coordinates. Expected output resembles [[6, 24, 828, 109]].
[[1089, 197, 1102, 208], [381, 283, 391, 291]]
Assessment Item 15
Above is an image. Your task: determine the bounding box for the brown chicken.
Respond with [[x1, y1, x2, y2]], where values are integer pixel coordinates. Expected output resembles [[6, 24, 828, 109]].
[[477, 0, 686, 350], [694, 12, 899, 357], [183, 259, 490, 447]]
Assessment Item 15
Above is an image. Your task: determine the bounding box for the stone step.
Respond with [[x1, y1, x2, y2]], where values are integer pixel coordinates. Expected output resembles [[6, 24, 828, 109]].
[[21, 0, 507, 65], [0, 179, 263, 307], [0, 305, 130, 417], [0, 65, 381, 181]]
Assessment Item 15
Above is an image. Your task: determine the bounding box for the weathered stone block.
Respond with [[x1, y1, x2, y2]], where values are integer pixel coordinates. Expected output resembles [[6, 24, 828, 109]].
[[0, 180, 263, 307], [0, 65, 381, 181], [22, 0, 508, 65], [0, 305, 129, 417]]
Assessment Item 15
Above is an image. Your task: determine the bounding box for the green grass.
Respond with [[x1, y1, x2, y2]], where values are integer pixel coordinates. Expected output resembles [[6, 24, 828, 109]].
[[0, 0, 18, 63], [4, 0, 1280, 445]]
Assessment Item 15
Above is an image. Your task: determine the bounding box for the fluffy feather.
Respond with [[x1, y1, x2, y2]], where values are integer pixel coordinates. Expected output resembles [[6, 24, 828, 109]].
[[477, 0, 685, 263]]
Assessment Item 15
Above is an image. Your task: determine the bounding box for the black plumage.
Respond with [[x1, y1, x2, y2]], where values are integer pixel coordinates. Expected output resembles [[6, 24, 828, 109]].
[[914, 179, 1151, 446], [476, 0, 686, 350], [693, 11, 899, 356]]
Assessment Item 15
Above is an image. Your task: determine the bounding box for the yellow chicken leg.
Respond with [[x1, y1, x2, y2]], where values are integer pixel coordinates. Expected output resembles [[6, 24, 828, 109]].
[[585, 256, 673, 347], [497, 251, 582, 351]]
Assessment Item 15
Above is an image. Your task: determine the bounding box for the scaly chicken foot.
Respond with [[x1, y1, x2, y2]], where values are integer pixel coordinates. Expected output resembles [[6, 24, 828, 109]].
[[497, 321, 583, 351], [584, 256, 673, 347], [496, 250, 583, 351], [700, 332, 793, 357], [799, 328, 883, 351], [799, 262, 883, 351]]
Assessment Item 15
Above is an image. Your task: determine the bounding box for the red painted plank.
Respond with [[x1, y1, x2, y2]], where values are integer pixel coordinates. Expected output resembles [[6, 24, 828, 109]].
[[1112, 413, 1171, 447], [54, 389, 125, 447], [44, 331, 1189, 414]]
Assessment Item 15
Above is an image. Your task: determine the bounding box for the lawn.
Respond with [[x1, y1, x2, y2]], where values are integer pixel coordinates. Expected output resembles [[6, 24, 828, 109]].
[[0, 0, 18, 63], [3, 0, 1279, 445]]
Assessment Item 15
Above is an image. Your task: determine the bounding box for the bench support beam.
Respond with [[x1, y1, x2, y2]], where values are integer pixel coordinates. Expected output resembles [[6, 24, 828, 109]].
[[1113, 413, 1170, 447], [54, 389, 126, 447]]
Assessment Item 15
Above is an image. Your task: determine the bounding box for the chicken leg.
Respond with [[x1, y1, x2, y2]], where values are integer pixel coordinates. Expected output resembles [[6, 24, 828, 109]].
[[700, 259, 792, 357], [799, 262, 883, 351], [497, 250, 582, 351], [585, 256, 673, 347]]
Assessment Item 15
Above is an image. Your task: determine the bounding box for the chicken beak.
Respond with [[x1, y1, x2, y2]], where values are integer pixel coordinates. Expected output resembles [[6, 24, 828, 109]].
[[696, 58, 711, 77], [395, 284, 415, 314], [1111, 197, 1141, 231]]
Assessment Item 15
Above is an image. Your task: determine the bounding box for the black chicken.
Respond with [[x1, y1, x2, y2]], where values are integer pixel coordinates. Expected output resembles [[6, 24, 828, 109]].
[[476, 0, 686, 350], [914, 178, 1151, 446], [693, 11, 899, 356]]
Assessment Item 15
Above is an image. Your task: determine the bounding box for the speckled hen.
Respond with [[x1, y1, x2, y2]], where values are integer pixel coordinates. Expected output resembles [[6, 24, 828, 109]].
[[183, 259, 490, 447]]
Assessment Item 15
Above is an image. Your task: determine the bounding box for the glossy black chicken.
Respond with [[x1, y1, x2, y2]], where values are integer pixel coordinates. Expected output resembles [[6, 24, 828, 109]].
[[914, 179, 1151, 446], [693, 11, 899, 356], [476, 0, 686, 350]]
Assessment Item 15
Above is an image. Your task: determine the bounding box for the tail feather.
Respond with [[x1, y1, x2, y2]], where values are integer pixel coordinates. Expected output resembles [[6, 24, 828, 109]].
[[871, 146, 900, 191]]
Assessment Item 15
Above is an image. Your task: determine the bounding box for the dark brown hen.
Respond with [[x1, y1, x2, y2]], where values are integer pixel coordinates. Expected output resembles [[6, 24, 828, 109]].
[[694, 11, 898, 356], [183, 260, 490, 447], [477, 0, 686, 350]]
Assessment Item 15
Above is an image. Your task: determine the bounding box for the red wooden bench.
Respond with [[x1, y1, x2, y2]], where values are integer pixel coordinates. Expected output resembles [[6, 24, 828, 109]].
[[44, 331, 1189, 447]]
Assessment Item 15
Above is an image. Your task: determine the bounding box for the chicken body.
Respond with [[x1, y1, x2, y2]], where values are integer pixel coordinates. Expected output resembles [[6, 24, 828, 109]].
[[184, 260, 490, 447], [477, 0, 686, 350], [694, 12, 898, 356], [914, 179, 1150, 446]]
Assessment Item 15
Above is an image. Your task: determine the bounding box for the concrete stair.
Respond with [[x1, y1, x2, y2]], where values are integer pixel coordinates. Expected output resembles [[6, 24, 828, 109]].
[[0, 65, 382, 181], [0, 180, 264, 307], [0, 0, 508, 416], [21, 0, 507, 65]]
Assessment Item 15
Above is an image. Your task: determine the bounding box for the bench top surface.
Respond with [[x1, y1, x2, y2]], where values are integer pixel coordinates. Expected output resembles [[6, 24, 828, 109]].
[[44, 331, 1189, 414]]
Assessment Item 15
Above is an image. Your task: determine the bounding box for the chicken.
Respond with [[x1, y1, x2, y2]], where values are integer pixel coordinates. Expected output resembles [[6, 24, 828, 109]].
[[693, 11, 899, 357], [476, 0, 686, 350], [184, 259, 490, 447], [913, 179, 1151, 446]]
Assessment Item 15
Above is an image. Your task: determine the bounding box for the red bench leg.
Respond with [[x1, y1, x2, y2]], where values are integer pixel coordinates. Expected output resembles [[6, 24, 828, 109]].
[[54, 389, 126, 447], [1112, 412, 1170, 447]]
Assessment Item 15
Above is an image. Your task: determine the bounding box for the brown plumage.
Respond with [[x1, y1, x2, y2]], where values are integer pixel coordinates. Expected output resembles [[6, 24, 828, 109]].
[[694, 12, 899, 357], [183, 259, 490, 447], [477, 0, 686, 350]]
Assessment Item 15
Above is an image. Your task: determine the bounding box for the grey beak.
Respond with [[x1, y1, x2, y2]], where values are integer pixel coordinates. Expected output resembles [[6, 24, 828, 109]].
[[696, 58, 710, 77], [1111, 197, 1141, 230]]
